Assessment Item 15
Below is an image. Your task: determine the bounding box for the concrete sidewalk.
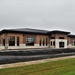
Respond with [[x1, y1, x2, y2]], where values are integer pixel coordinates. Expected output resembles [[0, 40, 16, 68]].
[[0, 55, 75, 69]]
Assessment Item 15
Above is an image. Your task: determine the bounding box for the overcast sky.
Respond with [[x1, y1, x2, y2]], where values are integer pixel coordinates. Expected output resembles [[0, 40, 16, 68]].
[[0, 0, 75, 34]]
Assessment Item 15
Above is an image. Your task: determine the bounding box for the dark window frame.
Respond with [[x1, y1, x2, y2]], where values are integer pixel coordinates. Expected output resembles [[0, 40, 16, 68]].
[[71, 40, 75, 46], [17, 37, 19, 46], [39, 38, 45, 46], [26, 37, 34, 46], [46, 38, 48, 46], [9, 36, 15, 46], [3, 38, 5, 46], [53, 41, 55, 46], [39, 38, 42, 46], [43, 38, 44, 46], [51, 41, 52, 46]]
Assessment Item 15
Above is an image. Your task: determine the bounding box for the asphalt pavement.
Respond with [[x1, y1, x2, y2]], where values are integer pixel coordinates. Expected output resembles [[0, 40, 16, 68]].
[[0, 48, 75, 64]]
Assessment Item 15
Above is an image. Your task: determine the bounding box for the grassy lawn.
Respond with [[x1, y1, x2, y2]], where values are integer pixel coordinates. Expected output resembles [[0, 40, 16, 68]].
[[0, 58, 75, 75]]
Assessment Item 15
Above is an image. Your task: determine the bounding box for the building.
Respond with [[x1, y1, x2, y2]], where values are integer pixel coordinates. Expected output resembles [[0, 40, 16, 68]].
[[0, 28, 75, 50]]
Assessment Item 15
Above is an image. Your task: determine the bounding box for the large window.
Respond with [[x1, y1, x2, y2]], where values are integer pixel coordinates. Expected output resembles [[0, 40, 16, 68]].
[[39, 38, 45, 46], [39, 38, 42, 46], [51, 41, 52, 46], [46, 38, 48, 46], [53, 41, 55, 46], [43, 38, 44, 46], [17, 37, 19, 46], [26, 37, 34, 46], [72, 40, 75, 46], [3, 38, 5, 46], [9, 36, 15, 46]]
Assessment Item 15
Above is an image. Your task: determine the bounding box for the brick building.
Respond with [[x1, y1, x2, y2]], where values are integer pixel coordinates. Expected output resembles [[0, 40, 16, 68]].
[[0, 28, 75, 50]]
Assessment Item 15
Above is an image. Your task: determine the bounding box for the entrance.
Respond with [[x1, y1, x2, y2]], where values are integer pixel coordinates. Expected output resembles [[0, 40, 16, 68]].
[[59, 42, 64, 48]]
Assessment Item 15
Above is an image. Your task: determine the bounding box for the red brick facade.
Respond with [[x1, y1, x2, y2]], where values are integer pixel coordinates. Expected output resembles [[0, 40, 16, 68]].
[[0, 28, 74, 50]]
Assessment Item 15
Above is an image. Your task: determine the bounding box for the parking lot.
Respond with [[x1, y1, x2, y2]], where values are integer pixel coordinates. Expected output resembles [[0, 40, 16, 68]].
[[0, 48, 75, 64]]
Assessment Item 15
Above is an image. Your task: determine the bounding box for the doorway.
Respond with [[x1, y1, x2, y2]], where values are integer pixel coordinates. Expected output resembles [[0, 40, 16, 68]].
[[59, 42, 64, 48]]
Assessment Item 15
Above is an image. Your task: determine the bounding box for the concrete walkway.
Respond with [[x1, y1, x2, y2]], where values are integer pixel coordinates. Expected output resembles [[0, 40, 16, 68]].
[[0, 55, 75, 69]]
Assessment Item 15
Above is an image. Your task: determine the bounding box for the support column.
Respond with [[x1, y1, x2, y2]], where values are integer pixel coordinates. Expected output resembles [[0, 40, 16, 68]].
[[5, 33, 8, 49], [15, 36, 17, 46]]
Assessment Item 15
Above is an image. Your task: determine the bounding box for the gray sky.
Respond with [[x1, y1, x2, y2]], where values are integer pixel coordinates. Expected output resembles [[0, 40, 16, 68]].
[[0, 0, 75, 34]]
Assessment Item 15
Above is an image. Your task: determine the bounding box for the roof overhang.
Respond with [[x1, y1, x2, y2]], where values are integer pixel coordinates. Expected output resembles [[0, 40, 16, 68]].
[[0, 29, 48, 35], [68, 34, 75, 38], [48, 30, 70, 35]]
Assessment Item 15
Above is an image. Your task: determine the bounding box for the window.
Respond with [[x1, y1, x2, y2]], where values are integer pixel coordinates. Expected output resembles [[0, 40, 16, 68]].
[[50, 37, 55, 39], [51, 41, 52, 46], [59, 37, 64, 39], [39, 38, 45, 46], [26, 37, 34, 46], [39, 38, 42, 46], [0, 39, 1, 46], [71, 40, 75, 46], [53, 41, 55, 46], [9, 36, 15, 46], [46, 38, 48, 46], [43, 38, 44, 46], [3, 38, 5, 46], [17, 37, 19, 46]]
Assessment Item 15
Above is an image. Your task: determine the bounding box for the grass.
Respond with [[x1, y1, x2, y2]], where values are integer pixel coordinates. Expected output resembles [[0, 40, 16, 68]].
[[0, 58, 75, 75]]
